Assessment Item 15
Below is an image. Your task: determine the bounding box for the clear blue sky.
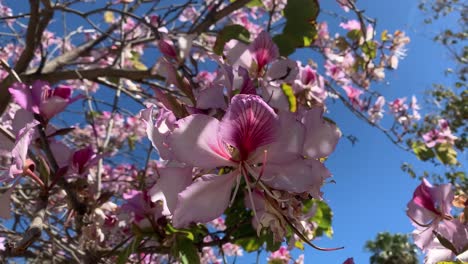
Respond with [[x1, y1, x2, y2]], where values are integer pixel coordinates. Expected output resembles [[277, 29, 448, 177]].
[[2, 0, 458, 263]]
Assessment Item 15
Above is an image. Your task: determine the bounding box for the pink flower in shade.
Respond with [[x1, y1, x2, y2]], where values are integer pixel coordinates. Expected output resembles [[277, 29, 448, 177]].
[[121, 190, 163, 227], [339, 20, 361, 31], [71, 146, 98, 175], [165, 94, 340, 227], [342, 85, 363, 109], [9, 81, 80, 121], [422, 119, 458, 148], [268, 246, 291, 264], [158, 38, 178, 60], [406, 179, 454, 250]]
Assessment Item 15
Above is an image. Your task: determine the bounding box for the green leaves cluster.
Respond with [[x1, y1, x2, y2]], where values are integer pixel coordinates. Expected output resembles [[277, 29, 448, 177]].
[[273, 0, 320, 56]]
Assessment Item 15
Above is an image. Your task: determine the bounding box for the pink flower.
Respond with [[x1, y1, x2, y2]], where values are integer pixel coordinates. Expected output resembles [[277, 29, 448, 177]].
[[293, 65, 327, 103], [268, 246, 290, 264], [407, 179, 454, 250], [339, 20, 361, 31], [164, 94, 339, 227], [71, 146, 97, 175], [121, 190, 163, 227], [9, 81, 80, 121], [226, 31, 279, 75], [422, 119, 457, 148], [388, 97, 408, 114], [342, 85, 363, 109]]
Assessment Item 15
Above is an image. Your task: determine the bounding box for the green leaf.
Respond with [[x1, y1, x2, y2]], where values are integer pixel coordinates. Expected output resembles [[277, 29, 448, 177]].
[[435, 143, 458, 165], [310, 200, 333, 238], [347, 29, 362, 41], [281, 83, 297, 112], [273, 0, 319, 56], [361, 41, 377, 59], [117, 236, 142, 264], [130, 51, 148, 70], [213, 25, 250, 55], [246, 0, 264, 7], [411, 141, 435, 161], [173, 235, 200, 264], [235, 237, 263, 252], [264, 231, 281, 251]]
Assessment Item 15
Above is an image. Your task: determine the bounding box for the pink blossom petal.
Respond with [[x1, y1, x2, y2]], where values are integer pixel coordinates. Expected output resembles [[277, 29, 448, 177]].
[[225, 41, 252, 70], [412, 179, 438, 214], [196, 84, 227, 109], [169, 114, 234, 168], [302, 107, 341, 158], [250, 31, 279, 72], [140, 106, 175, 160], [266, 112, 305, 163], [172, 172, 238, 228], [237, 67, 256, 95], [9, 83, 38, 114], [413, 224, 436, 250], [261, 84, 290, 112], [49, 141, 72, 169], [52, 85, 72, 99], [39, 97, 69, 120], [149, 166, 193, 215], [220, 95, 278, 160], [262, 158, 330, 194], [9, 121, 38, 177], [266, 59, 299, 83]]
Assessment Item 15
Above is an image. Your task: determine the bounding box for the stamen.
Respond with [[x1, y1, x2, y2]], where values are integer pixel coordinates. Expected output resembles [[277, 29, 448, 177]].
[[241, 164, 260, 226], [229, 171, 242, 207], [254, 150, 268, 186]]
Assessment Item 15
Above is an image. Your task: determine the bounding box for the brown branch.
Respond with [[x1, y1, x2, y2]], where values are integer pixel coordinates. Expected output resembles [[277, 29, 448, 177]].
[[189, 0, 251, 34], [6, 195, 48, 257], [21, 68, 162, 84]]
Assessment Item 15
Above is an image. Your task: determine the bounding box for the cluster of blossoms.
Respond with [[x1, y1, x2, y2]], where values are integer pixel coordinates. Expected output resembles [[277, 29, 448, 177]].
[[137, 31, 341, 244], [406, 179, 467, 263], [388, 96, 421, 128], [422, 119, 458, 148]]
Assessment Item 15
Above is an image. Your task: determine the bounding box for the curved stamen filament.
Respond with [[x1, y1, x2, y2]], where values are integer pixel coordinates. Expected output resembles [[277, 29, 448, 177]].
[[243, 164, 289, 203], [406, 211, 436, 228], [229, 170, 242, 207]]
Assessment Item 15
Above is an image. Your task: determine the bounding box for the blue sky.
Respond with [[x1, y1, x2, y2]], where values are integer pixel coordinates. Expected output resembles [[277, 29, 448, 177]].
[[1, 0, 459, 263]]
